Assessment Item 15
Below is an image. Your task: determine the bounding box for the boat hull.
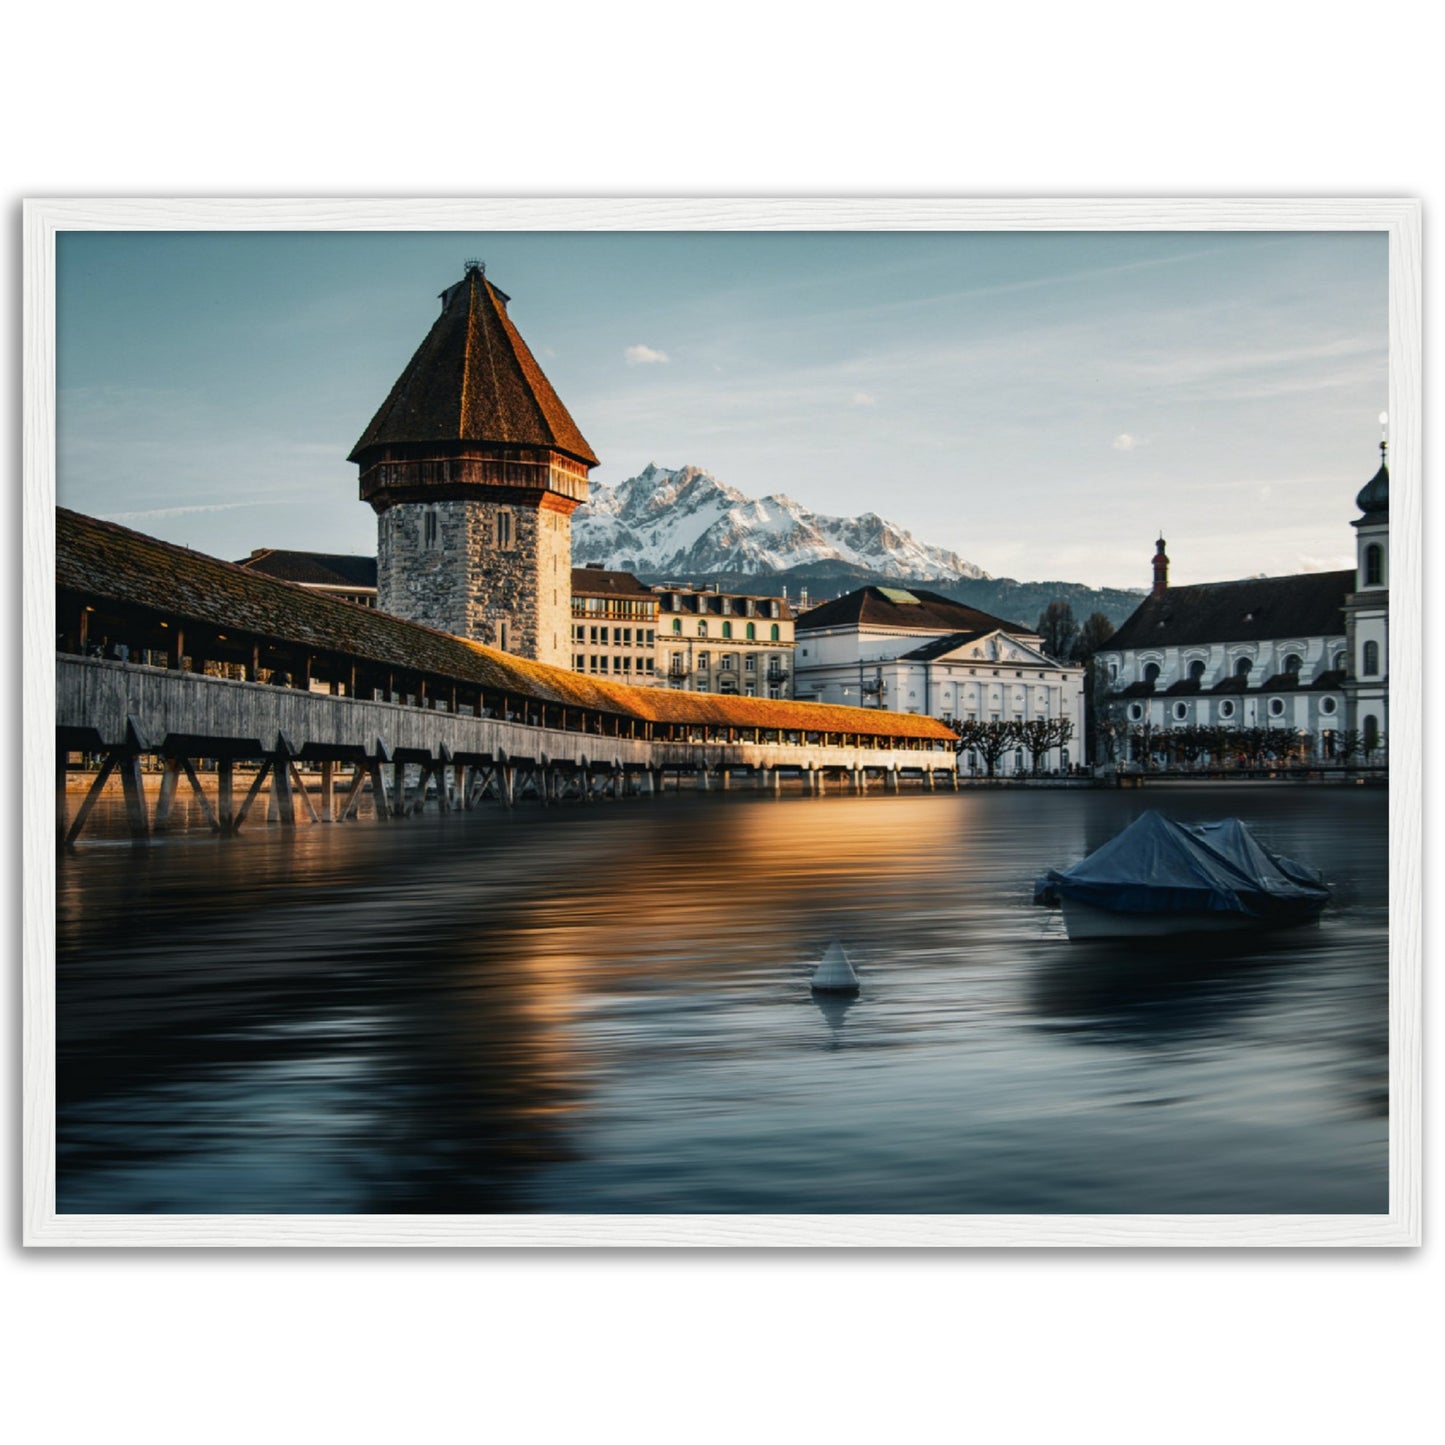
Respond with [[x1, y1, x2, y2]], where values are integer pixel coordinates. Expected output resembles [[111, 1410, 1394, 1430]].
[[1059, 898, 1321, 941]]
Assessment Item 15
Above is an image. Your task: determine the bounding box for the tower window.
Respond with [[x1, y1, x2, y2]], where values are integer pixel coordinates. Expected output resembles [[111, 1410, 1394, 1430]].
[[495, 510, 514, 550], [1362, 640, 1380, 676], [1364, 543, 1383, 587], [423, 508, 439, 549]]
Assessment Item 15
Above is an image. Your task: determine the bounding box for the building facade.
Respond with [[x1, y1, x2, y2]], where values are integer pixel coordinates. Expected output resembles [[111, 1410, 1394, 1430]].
[[794, 586, 1086, 772], [350, 264, 598, 669], [1096, 447, 1389, 765], [571, 566, 661, 685], [654, 586, 795, 698]]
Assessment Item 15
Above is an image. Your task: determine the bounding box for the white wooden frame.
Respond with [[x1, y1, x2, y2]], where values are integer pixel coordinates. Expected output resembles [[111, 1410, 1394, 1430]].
[[21, 198, 1422, 1247]]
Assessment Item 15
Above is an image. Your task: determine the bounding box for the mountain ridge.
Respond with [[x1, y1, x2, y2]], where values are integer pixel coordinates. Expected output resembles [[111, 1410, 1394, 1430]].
[[574, 463, 1144, 628]]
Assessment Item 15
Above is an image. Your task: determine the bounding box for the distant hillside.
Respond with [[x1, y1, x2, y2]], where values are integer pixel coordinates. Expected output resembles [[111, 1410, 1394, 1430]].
[[934, 575, 1145, 632], [639, 564, 1145, 631]]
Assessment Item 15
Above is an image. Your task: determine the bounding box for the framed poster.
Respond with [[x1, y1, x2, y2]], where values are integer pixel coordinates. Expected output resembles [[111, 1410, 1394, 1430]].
[[22, 197, 1421, 1246]]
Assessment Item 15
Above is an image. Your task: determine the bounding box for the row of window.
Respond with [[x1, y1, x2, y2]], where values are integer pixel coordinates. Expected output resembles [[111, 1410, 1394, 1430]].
[[674, 652, 785, 674], [1121, 647, 1379, 686], [661, 595, 782, 619], [572, 597, 658, 619], [671, 618, 782, 641], [575, 655, 657, 676], [1128, 695, 1341, 723], [572, 625, 656, 647]]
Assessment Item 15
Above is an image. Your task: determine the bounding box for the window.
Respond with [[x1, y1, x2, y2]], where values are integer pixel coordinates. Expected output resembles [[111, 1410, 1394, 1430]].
[[722, 621, 732, 639], [697, 652, 710, 669], [1188, 660, 1205, 683], [672, 618, 681, 634], [1283, 654, 1302, 675], [745, 655, 757, 672], [1364, 715, 1380, 751], [697, 621, 708, 638], [1143, 662, 1160, 684], [495, 509, 514, 549], [745, 623, 756, 641], [1173, 702, 1188, 721], [497, 619, 510, 652], [770, 624, 780, 641], [1219, 699, 1235, 719], [1320, 696, 1337, 716], [1268, 697, 1285, 718], [1362, 640, 1379, 676], [1128, 703, 1144, 721], [1234, 657, 1252, 678], [423, 508, 439, 549], [1364, 543, 1383, 587]]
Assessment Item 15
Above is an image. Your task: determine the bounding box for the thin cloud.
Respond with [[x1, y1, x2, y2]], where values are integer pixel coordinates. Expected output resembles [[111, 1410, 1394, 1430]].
[[104, 500, 304, 523], [1113, 433, 1140, 451], [850, 391, 878, 408], [624, 344, 670, 365]]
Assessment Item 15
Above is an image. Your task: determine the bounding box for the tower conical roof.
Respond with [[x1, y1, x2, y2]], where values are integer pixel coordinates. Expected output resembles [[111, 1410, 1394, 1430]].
[[349, 266, 598, 467]]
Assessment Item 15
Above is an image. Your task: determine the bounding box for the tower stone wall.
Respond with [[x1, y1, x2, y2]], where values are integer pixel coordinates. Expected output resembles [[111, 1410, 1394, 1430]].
[[351, 266, 597, 669], [377, 497, 575, 667]]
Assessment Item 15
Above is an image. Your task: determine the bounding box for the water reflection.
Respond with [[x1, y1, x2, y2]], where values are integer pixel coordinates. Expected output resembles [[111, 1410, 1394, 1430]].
[[811, 987, 859, 1049], [57, 785, 1390, 1214]]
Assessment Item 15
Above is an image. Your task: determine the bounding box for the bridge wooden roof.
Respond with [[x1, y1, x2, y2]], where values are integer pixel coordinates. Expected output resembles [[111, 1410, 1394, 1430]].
[[56, 508, 953, 742]]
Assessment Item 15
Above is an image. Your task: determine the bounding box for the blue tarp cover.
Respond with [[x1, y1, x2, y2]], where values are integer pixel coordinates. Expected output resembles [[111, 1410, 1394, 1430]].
[[1033, 810, 1331, 919]]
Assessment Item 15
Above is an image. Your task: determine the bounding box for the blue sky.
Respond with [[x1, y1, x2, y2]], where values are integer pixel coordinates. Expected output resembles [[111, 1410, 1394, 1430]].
[[56, 228, 1388, 590]]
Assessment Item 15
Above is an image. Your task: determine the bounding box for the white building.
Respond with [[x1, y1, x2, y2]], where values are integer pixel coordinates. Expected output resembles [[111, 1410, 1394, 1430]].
[[794, 586, 1086, 772], [1096, 445, 1389, 762], [654, 585, 795, 698]]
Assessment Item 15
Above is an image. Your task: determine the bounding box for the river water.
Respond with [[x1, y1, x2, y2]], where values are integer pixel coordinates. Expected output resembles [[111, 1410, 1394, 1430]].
[[55, 783, 1389, 1215]]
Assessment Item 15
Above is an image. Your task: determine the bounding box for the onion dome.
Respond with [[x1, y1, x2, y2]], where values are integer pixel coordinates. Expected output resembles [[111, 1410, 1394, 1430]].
[[1355, 452, 1389, 519]]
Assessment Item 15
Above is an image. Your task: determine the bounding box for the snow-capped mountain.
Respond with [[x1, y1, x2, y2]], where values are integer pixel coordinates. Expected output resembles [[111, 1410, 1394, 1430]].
[[572, 463, 989, 582]]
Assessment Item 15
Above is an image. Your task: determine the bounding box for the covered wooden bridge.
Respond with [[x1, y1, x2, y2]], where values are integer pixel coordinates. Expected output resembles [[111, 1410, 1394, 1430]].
[[55, 509, 959, 843]]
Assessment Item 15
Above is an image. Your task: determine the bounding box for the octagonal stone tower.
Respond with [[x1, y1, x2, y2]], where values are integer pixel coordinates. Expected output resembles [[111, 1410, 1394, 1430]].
[[350, 264, 598, 667]]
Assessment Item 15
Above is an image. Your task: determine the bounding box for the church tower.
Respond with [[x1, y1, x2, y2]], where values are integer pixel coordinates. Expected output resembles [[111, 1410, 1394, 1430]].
[[350, 265, 598, 667], [1343, 426, 1389, 752]]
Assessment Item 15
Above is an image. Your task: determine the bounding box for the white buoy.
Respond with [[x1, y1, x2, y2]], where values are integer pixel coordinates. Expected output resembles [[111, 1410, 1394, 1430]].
[[811, 940, 860, 993]]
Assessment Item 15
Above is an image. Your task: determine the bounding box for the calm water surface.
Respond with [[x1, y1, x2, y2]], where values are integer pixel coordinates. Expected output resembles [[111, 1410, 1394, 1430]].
[[56, 785, 1389, 1213]]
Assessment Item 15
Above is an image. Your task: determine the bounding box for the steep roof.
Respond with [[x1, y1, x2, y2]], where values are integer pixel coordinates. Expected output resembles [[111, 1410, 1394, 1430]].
[[57, 508, 951, 742], [236, 549, 378, 589], [570, 566, 653, 598], [796, 586, 1029, 637], [1106, 570, 1353, 651], [349, 266, 598, 467]]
